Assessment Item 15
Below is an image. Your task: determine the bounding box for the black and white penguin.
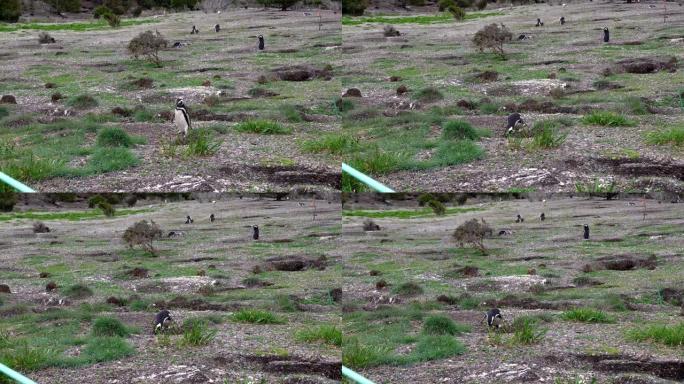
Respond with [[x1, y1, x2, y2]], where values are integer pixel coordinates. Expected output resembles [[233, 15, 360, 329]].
[[603, 27, 610, 43], [252, 225, 259, 240], [185, 215, 193, 224], [540, 213, 545, 221], [516, 214, 524, 223], [560, 16, 565, 25], [506, 113, 526, 135], [210, 214, 215, 223], [191, 25, 199, 34], [484, 308, 503, 328], [536, 18, 543, 27], [257, 35, 265, 50], [154, 309, 173, 333], [583, 224, 590, 240], [173, 98, 191, 137], [214, 24, 220, 33]]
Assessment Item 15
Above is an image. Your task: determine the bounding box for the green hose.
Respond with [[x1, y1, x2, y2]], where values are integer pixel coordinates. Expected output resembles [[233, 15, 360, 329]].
[[0, 172, 36, 193], [341, 163, 395, 193], [0, 363, 38, 384], [342, 366, 377, 384]]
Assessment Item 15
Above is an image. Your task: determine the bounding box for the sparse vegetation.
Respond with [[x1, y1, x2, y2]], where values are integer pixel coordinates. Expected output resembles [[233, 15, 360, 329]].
[[453, 218, 492, 254], [231, 309, 285, 324], [92, 317, 130, 337], [234, 120, 291, 135], [128, 30, 168, 67], [295, 324, 342, 346], [627, 322, 684, 347], [561, 308, 615, 323], [180, 319, 217, 346], [472, 23, 512, 58], [582, 111, 635, 127], [645, 126, 684, 146], [122, 220, 162, 255]]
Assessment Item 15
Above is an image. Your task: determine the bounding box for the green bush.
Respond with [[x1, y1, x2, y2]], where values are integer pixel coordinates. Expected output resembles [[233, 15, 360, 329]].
[[422, 315, 468, 336], [82, 336, 134, 363], [181, 319, 217, 346], [92, 317, 130, 337], [66, 94, 99, 110], [46, 0, 81, 12], [442, 120, 479, 140], [627, 322, 684, 347], [392, 282, 423, 296], [231, 309, 285, 324], [104, 13, 121, 27], [88, 195, 107, 208], [0, 192, 17, 212], [63, 284, 94, 299], [428, 199, 446, 216], [561, 308, 614, 323], [342, 338, 389, 369], [438, 0, 456, 11], [415, 87, 444, 103], [448, 5, 466, 20], [581, 111, 635, 127], [645, 126, 684, 146], [510, 317, 547, 345], [97, 127, 134, 147], [475, 0, 487, 9], [0, 0, 22, 22], [295, 324, 342, 346], [342, 0, 368, 15], [185, 128, 221, 157], [103, 0, 129, 14], [234, 120, 291, 135], [97, 201, 116, 217]]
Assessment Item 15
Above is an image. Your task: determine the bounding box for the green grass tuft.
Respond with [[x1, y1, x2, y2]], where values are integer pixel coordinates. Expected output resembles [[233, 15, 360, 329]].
[[442, 120, 480, 140], [185, 128, 222, 157], [645, 126, 684, 146], [627, 322, 684, 347], [561, 308, 615, 323], [62, 284, 93, 299], [180, 319, 217, 347], [301, 134, 360, 155], [422, 315, 470, 336], [295, 324, 342, 346], [92, 317, 130, 337], [96, 127, 138, 148], [234, 120, 291, 135], [231, 309, 285, 324], [581, 111, 635, 127]]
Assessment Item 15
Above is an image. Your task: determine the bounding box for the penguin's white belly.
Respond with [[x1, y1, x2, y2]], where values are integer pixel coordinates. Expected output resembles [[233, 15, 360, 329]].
[[174, 109, 189, 135]]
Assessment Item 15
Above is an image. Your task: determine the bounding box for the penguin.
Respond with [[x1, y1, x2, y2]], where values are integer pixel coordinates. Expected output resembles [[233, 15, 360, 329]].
[[210, 214, 215, 223], [506, 113, 527, 135], [257, 35, 265, 50], [185, 215, 193, 224], [560, 16, 565, 25], [583, 224, 590, 240], [191, 25, 199, 34], [498, 230, 512, 236], [536, 18, 543, 27], [252, 225, 259, 240], [154, 309, 173, 333], [214, 24, 220, 33], [516, 214, 524, 223], [173, 98, 191, 137], [484, 308, 503, 328], [603, 27, 610, 43], [540, 213, 545, 221], [517, 34, 528, 40]]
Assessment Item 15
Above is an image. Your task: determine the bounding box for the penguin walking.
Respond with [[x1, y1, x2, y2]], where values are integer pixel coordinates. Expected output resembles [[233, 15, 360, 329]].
[[154, 310, 173, 333], [214, 24, 220, 33], [185, 215, 193, 224], [484, 308, 503, 328], [540, 213, 545, 221], [173, 98, 191, 137], [560, 16, 565, 25], [257, 35, 265, 50], [506, 113, 526, 135], [536, 18, 543, 27], [252, 225, 259, 240], [516, 214, 524, 223], [603, 27, 610, 43], [210, 214, 215, 223], [583, 224, 590, 240], [191, 25, 199, 34]]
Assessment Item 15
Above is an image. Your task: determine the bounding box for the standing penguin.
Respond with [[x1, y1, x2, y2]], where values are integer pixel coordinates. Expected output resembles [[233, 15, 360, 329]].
[[210, 214, 215, 223], [603, 27, 610, 43], [583, 224, 590, 240], [185, 215, 193, 224], [214, 24, 220, 33], [191, 25, 199, 34], [257, 35, 265, 50], [560, 16, 565, 25], [252, 225, 259, 240], [173, 98, 191, 137], [484, 308, 503, 328], [516, 214, 524, 223], [540, 213, 545, 221], [154, 310, 173, 333], [536, 18, 543, 27]]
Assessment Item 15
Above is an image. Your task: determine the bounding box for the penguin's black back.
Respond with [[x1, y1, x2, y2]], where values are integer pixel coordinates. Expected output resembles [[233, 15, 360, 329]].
[[507, 113, 522, 129], [155, 309, 171, 325]]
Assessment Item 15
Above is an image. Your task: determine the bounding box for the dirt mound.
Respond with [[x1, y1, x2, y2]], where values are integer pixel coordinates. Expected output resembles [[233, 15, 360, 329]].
[[0, 95, 17, 104], [396, 85, 408, 95], [130, 77, 154, 89], [575, 353, 684, 380], [594, 255, 657, 271], [46, 282, 57, 292], [0, 284, 11, 293], [613, 56, 678, 74], [155, 296, 232, 311], [457, 99, 476, 110], [454, 266, 479, 277], [598, 157, 684, 180], [659, 288, 684, 306], [473, 70, 498, 82], [342, 88, 362, 97], [271, 65, 332, 82], [111, 107, 132, 117], [106, 296, 125, 306], [260, 255, 327, 272], [126, 267, 149, 278], [221, 164, 341, 189]]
